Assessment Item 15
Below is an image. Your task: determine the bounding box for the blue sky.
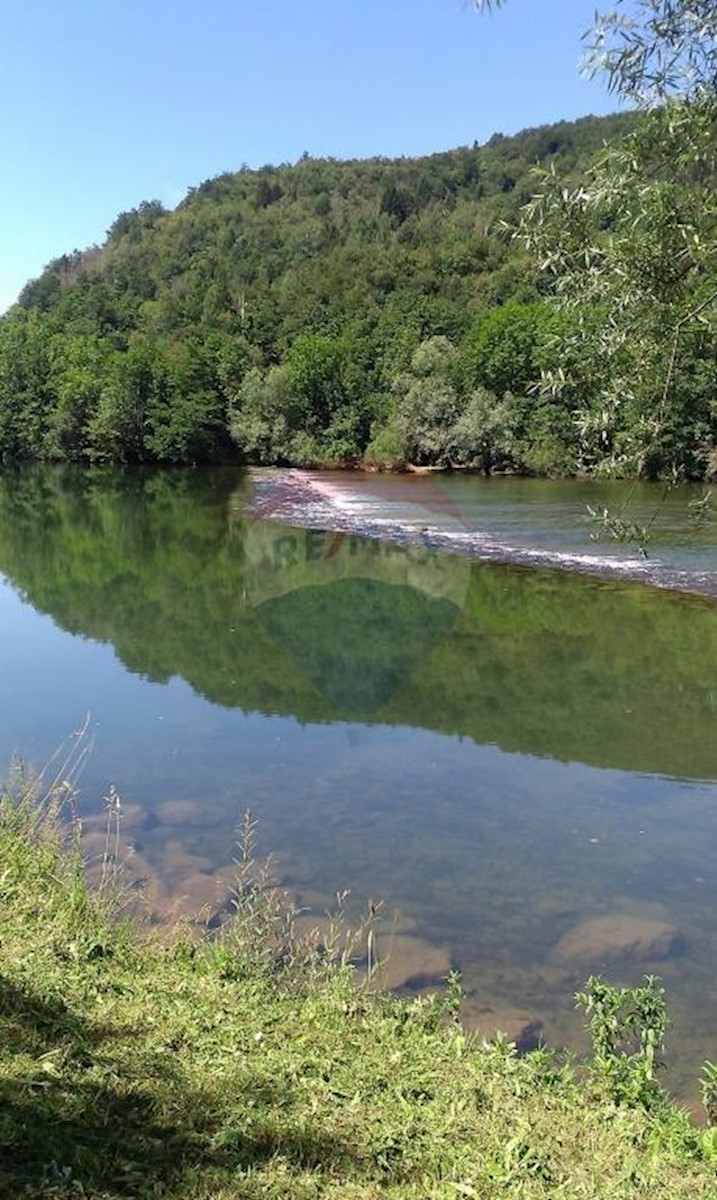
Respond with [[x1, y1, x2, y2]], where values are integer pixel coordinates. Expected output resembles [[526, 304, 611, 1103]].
[[0, 0, 624, 311]]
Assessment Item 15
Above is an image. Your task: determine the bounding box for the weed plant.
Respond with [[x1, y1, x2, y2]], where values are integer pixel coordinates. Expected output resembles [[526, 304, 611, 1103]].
[[1, 768, 716, 1197]]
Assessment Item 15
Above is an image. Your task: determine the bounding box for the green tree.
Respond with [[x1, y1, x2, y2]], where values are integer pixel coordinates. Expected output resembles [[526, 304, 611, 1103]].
[[46, 334, 111, 460], [145, 341, 229, 464], [88, 344, 156, 462], [230, 334, 366, 465], [0, 311, 54, 458], [452, 385, 517, 473], [392, 337, 463, 466], [229, 364, 295, 464], [474, 0, 717, 479], [465, 300, 552, 397]]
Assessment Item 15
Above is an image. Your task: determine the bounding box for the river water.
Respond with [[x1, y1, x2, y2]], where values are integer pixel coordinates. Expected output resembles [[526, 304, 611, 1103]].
[[1, 465, 716, 1101]]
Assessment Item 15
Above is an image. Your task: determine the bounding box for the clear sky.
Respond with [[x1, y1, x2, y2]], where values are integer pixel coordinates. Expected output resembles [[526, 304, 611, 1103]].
[[0, 0, 624, 311]]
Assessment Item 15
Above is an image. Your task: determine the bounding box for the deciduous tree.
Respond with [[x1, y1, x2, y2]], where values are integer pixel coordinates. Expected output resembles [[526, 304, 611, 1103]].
[[474, 0, 717, 478]]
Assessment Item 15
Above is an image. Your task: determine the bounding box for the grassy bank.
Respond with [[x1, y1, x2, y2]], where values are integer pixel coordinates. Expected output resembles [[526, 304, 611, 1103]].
[[2, 782, 717, 1199]]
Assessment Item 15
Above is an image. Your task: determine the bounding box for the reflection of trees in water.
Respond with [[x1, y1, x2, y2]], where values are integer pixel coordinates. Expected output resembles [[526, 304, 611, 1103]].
[[244, 519, 470, 714], [0, 465, 716, 779], [258, 579, 459, 714]]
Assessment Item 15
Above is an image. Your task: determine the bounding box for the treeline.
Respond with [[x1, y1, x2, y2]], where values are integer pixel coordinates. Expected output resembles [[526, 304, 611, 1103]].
[[0, 112, 673, 475]]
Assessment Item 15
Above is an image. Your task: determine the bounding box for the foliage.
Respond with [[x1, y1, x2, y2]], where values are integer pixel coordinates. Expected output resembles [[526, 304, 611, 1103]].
[[391, 336, 463, 466], [466, 299, 552, 398], [364, 420, 407, 470], [519, 101, 717, 479], [229, 334, 370, 465], [586, 501, 652, 555], [701, 1060, 717, 1126], [1, 772, 715, 1197], [452, 386, 518, 473], [475, 0, 717, 481], [0, 113, 640, 473], [576, 975, 669, 1108], [583, 0, 717, 105], [477, 0, 717, 106]]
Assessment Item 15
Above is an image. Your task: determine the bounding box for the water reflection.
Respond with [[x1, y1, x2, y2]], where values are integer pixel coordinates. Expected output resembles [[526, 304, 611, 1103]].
[[0, 465, 715, 779]]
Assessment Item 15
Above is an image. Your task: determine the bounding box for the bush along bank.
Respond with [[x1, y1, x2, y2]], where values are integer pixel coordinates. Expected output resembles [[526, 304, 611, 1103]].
[[2, 780, 717, 1199]]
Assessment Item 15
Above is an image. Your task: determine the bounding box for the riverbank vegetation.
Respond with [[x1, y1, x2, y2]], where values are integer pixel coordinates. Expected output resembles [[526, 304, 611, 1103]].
[[504, 0, 717, 483], [2, 772, 717, 1199]]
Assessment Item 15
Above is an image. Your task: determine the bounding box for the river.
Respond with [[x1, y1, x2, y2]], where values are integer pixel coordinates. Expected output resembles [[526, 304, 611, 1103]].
[[1, 464, 716, 1100]]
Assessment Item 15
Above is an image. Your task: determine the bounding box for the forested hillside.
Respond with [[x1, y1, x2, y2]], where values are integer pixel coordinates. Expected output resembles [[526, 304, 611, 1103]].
[[0, 110, 684, 475]]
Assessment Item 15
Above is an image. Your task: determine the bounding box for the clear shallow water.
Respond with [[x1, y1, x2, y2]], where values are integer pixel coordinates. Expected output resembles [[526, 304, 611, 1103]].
[[1, 465, 717, 1101], [252, 469, 717, 595]]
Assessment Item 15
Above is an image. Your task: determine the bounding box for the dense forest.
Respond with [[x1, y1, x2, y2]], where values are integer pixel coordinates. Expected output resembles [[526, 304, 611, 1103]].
[[2, 100, 715, 480], [0, 112, 664, 477]]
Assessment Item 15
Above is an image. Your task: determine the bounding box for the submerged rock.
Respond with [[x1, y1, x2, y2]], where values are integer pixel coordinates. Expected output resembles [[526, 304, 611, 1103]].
[[461, 1003, 544, 1053], [289, 907, 452, 992], [551, 913, 682, 969], [153, 798, 211, 828], [373, 932, 452, 992], [81, 801, 148, 837]]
